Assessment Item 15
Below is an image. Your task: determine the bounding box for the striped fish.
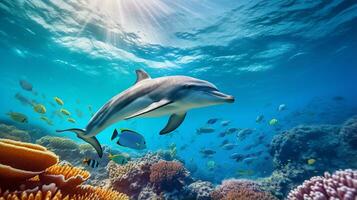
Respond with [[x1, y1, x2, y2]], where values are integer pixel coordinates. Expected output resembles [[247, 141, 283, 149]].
[[82, 158, 99, 168]]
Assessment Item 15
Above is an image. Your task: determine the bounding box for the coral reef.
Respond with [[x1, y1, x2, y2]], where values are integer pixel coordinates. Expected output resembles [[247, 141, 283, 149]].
[[109, 152, 197, 199], [150, 160, 190, 192], [211, 178, 277, 200], [0, 139, 129, 200], [287, 169, 357, 200], [211, 179, 264, 200], [0, 123, 31, 142], [267, 116, 357, 197], [186, 181, 214, 200]]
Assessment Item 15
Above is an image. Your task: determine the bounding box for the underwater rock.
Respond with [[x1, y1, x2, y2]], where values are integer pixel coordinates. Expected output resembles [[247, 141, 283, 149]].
[[0, 123, 31, 142], [340, 115, 357, 150], [137, 186, 161, 200], [186, 180, 214, 200], [267, 116, 357, 197], [287, 169, 357, 200]]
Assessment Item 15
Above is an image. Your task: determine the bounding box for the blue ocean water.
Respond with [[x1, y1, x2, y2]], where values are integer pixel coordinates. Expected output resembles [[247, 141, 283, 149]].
[[0, 0, 357, 184]]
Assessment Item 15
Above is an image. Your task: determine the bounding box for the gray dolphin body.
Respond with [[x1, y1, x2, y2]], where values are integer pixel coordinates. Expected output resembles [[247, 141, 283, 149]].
[[57, 69, 234, 157]]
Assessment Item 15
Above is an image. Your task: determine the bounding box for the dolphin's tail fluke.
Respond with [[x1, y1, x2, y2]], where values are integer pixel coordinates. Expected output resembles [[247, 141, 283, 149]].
[[55, 128, 103, 158], [56, 128, 86, 135]]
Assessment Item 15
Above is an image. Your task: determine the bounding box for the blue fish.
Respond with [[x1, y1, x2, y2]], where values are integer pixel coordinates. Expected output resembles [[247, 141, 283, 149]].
[[112, 129, 146, 150]]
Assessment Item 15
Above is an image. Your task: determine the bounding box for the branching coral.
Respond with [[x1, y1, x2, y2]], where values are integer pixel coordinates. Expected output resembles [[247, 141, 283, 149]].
[[287, 169, 357, 200], [149, 160, 189, 192]]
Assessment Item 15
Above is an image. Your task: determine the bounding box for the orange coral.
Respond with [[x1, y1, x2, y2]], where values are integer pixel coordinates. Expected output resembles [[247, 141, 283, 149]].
[[0, 185, 129, 200], [40, 164, 90, 189], [0, 139, 129, 200], [0, 139, 58, 182]]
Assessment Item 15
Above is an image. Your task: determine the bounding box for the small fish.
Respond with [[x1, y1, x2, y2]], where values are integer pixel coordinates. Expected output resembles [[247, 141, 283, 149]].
[[243, 157, 257, 165], [112, 129, 146, 150], [54, 97, 64, 106], [221, 120, 231, 127], [40, 116, 53, 126], [256, 115, 264, 123], [82, 158, 99, 168], [227, 128, 239, 134], [67, 118, 76, 123], [33, 104, 46, 114], [60, 108, 71, 116], [19, 79, 33, 91], [7, 112, 28, 123], [220, 139, 230, 147], [307, 159, 316, 165], [108, 153, 130, 165], [237, 129, 253, 141], [207, 118, 219, 124], [236, 169, 255, 176], [200, 149, 216, 156], [218, 131, 226, 137], [278, 104, 286, 111], [15, 93, 34, 107], [269, 118, 278, 126], [196, 127, 215, 134], [222, 143, 236, 150], [230, 153, 244, 162]]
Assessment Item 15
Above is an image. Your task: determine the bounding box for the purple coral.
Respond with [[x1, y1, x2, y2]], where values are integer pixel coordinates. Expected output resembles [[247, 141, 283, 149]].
[[287, 169, 357, 200]]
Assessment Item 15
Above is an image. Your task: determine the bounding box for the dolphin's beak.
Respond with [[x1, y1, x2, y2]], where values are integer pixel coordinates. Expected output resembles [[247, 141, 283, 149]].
[[210, 91, 235, 103]]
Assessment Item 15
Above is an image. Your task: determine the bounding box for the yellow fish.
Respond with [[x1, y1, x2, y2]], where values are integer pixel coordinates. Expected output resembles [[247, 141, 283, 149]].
[[34, 104, 46, 114], [54, 97, 64, 106], [7, 112, 28, 123], [67, 118, 76, 123], [269, 118, 278, 125], [60, 108, 71, 116], [40, 116, 53, 126], [307, 159, 316, 165]]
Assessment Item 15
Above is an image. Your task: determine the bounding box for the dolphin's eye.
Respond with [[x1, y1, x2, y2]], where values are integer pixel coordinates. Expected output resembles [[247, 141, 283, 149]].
[[185, 85, 194, 89]]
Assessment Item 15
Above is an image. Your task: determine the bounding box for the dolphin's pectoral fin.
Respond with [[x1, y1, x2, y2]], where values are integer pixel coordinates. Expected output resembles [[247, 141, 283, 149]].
[[124, 99, 173, 120], [160, 112, 187, 135], [76, 133, 103, 158], [135, 69, 151, 84]]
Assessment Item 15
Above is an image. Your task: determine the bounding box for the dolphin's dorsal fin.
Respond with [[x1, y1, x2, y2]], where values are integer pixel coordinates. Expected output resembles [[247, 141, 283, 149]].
[[160, 112, 187, 135], [135, 69, 151, 84]]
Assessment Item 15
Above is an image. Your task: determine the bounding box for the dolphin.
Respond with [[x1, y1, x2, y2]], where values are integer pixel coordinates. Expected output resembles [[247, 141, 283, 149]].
[[56, 69, 234, 156]]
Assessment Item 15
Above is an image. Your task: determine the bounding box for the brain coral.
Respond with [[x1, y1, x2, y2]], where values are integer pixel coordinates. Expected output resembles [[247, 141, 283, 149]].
[[149, 160, 189, 192], [287, 169, 357, 200]]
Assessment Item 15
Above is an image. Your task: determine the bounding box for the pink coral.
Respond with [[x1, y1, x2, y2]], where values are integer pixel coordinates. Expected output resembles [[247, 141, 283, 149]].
[[287, 169, 357, 200], [149, 160, 189, 192]]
